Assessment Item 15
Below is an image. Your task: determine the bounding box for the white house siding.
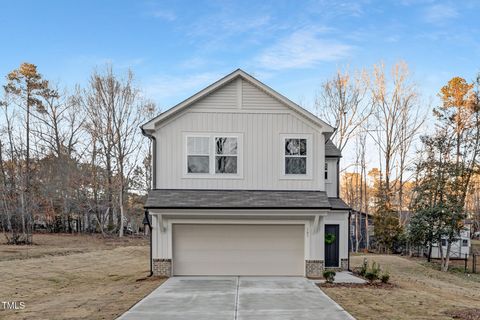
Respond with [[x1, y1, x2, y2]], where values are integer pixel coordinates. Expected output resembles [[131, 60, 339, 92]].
[[150, 209, 349, 275], [154, 78, 327, 191], [325, 158, 338, 197]]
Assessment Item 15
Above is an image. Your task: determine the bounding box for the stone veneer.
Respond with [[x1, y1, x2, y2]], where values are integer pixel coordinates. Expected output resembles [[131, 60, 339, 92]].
[[340, 258, 349, 270], [153, 259, 172, 277], [305, 260, 324, 278]]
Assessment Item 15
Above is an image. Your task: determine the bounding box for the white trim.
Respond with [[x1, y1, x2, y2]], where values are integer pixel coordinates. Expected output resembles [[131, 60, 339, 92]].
[[182, 132, 244, 179], [324, 161, 334, 183], [236, 78, 242, 109], [149, 209, 329, 216], [141, 69, 335, 133], [280, 133, 313, 180]]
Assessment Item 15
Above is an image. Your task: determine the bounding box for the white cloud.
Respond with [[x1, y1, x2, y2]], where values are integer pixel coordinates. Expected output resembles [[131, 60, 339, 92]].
[[424, 4, 458, 24], [256, 29, 352, 70], [151, 9, 176, 21]]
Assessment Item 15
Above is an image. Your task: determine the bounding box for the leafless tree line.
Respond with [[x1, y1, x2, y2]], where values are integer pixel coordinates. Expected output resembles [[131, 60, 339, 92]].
[[0, 63, 156, 244], [316, 61, 426, 251]]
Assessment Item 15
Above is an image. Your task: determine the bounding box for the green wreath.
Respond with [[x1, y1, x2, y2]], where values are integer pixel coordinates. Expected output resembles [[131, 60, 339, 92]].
[[325, 233, 336, 245]]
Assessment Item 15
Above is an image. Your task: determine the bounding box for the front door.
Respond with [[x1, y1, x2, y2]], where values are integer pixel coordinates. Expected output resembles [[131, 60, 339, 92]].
[[325, 224, 340, 267]]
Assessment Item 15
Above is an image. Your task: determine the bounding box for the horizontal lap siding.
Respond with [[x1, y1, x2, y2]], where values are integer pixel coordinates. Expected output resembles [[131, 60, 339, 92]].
[[191, 80, 237, 111], [242, 80, 285, 111]]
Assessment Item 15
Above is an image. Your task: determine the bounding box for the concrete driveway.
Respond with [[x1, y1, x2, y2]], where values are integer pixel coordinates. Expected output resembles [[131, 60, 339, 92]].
[[118, 277, 354, 320]]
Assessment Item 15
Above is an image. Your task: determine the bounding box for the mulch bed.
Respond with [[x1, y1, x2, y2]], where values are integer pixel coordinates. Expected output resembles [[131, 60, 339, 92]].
[[317, 282, 396, 289], [445, 308, 480, 320]]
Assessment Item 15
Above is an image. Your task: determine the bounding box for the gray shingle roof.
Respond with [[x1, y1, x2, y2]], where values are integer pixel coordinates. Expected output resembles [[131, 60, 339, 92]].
[[145, 189, 350, 210], [325, 140, 342, 157]]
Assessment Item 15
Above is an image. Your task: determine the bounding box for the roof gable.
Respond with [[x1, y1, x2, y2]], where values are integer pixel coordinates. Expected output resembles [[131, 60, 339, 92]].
[[142, 69, 335, 133]]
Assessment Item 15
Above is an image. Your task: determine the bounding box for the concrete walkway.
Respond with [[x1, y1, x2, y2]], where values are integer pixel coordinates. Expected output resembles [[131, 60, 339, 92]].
[[118, 277, 354, 320]]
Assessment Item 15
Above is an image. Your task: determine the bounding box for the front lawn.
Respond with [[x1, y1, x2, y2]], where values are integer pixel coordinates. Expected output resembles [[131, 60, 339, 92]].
[[321, 254, 480, 320], [0, 234, 165, 320]]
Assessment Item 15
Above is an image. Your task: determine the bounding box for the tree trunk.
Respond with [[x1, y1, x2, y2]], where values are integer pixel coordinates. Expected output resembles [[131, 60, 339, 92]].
[[442, 240, 452, 272], [119, 189, 124, 237]]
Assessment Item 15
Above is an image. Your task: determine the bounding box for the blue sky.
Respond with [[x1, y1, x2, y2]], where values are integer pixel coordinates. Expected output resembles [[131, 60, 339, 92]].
[[1, 0, 480, 114]]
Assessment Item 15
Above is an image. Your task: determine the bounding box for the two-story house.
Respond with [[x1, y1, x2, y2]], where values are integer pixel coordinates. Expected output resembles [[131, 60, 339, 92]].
[[141, 69, 349, 278]]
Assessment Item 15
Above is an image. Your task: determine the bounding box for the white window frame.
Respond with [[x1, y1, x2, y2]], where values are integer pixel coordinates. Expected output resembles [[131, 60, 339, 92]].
[[185, 134, 210, 175], [183, 132, 243, 179], [280, 134, 313, 180], [324, 160, 334, 183]]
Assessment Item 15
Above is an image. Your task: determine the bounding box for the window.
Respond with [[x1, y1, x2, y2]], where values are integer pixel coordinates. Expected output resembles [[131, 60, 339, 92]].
[[441, 239, 447, 247], [462, 239, 468, 247], [185, 133, 242, 177], [285, 138, 307, 174], [187, 136, 210, 173], [215, 137, 237, 174], [324, 163, 328, 180]]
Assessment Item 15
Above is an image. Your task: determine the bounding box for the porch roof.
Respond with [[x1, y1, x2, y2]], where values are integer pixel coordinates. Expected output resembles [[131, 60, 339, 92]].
[[145, 189, 350, 210]]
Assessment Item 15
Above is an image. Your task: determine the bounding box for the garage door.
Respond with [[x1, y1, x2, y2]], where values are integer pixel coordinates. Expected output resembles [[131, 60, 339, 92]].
[[172, 224, 304, 276]]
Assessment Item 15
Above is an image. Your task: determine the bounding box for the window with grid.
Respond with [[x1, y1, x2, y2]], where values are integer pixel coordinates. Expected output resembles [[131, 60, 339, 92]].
[[215, 137, 238, 174], [187, 136, 210, 173], [284, 138, 307, 174]]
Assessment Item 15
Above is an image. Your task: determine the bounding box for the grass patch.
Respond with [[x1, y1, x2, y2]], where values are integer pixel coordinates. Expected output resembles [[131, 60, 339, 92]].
[[321, 254, 480, 320], [0, 234, 165, 320]]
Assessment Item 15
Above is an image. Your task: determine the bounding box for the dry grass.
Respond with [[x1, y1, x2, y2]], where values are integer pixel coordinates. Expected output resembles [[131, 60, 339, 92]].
[[321, 254, 480, 320], [0, 234, 165, 320]]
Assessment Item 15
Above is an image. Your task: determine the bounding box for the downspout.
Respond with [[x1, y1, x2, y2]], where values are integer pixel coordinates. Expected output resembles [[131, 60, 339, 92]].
[[145, 210, 153, 277], [141, 127, 157, 277], [141, 128, 157, 190], [348, 210, 352, 271], [336, 158, 340, 198]]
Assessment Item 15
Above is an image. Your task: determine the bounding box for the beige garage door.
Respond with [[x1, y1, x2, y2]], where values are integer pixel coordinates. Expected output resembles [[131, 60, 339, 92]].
[[172, 224, 304, 276]]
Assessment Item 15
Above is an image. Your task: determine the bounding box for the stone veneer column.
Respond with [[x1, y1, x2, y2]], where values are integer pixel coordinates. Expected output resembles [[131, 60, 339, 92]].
[[153, 259, 172, 277], [305, 260, 324, 278], [341, 258, 349, 271]]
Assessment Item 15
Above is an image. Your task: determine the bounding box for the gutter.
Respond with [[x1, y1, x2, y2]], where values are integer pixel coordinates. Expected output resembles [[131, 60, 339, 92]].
[[141, 127, 157, 277]]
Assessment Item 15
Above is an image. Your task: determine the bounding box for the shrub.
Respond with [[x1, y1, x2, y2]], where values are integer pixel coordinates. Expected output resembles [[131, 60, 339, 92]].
[[371, 261, 381, 278], [323, 270, 336, 284], [359, 258, 368, 276], [364, 271, 378, 283], [380, 272, 390, 284]]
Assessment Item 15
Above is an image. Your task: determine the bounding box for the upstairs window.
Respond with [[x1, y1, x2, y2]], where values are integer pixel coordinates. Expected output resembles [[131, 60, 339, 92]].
[[215, 137, 238, 174], [285, 138, 307, 174], [185, 133, 242, 177], [324, 163, 328, 180], [187, 136, 209, 173]]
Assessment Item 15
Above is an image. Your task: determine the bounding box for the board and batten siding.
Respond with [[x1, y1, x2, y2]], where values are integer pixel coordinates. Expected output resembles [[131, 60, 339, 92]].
[[154, 78, 327, 191], [325, 158, 338, 197]]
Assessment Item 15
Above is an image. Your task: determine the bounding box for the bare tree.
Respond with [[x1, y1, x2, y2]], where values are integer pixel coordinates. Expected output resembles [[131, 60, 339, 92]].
[[83, 66, 152, 237], [370, 61, 423, 209], [316, 68, 371, 153]]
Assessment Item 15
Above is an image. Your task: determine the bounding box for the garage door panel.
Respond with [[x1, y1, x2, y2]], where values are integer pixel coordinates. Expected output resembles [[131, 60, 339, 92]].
[[173, 224, 304, 276]]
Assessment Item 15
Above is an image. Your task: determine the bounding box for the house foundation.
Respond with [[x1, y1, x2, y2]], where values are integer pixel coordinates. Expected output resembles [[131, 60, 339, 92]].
[[153, 259, 172, 277], [305, 260, 324, 277]]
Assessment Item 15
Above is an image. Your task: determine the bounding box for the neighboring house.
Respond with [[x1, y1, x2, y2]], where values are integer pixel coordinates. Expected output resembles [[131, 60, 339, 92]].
[[141, 69, 350, 277], [350, 210, 374, 251], [430, 227, 471, 259]]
